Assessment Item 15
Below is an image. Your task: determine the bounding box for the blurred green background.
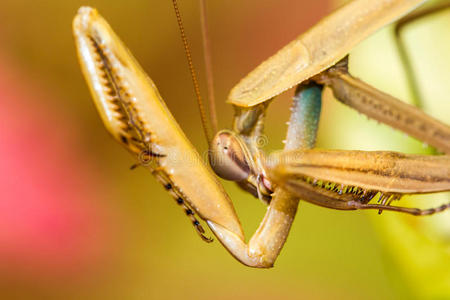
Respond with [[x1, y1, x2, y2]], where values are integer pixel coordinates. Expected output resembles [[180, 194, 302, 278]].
[[0, 0, 448, 299]]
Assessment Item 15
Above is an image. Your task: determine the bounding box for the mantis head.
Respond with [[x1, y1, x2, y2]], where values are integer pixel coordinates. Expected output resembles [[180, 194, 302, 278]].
[[209, 130, 273, 202]]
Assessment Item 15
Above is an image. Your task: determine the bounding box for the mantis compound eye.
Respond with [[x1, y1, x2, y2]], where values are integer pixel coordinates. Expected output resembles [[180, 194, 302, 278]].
[[209, 130, 251, 182]]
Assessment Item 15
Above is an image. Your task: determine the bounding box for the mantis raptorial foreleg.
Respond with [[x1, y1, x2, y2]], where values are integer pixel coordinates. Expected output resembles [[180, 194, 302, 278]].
[[220, 0, 450, 218], [224, 57, 450, 217], [74, 7, 324, 268], [73, 7, 245, 241], [219, 83, 323, 264], [267, 149, 450, 214], [74, 0, 450, 268], [262, 59, 450, 215]]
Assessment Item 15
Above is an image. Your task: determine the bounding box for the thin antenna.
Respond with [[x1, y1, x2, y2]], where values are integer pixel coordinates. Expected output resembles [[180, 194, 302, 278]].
[[199, 0, 218, 134], [172, 0, 211, 144]]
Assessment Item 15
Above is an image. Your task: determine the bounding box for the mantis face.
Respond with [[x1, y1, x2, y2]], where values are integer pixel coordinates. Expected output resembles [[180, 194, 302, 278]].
[[209, 130, 273, 203], [74, 0, 449, 268], [209, 130, 251, 182]]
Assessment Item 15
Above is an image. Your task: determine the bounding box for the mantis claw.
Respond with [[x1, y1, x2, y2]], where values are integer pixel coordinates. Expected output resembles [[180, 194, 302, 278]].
[[75, 1, 449, 268], [74, 6, 244, 243]]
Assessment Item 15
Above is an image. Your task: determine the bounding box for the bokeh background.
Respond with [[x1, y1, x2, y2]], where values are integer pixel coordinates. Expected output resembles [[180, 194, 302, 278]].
[[0, 0, 448, 299]]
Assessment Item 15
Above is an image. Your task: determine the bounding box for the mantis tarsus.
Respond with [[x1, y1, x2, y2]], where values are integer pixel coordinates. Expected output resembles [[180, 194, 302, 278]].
[[73, 0, 450, 268]]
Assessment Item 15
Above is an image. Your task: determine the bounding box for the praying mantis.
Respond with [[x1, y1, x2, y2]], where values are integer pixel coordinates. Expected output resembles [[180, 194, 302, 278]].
[[73, 0, 450, 268]]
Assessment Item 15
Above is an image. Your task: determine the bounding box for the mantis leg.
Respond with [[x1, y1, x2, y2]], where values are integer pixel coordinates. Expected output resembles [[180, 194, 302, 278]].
[[74, 7, 326, 268], [251, 83, 323, 263], [209, 83, 322, 267], [314, 58, 450, 154], [267, 148, 450, 216], [351, 201, 450, 216]]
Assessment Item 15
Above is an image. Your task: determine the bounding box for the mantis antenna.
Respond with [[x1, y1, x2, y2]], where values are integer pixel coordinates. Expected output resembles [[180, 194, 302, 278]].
[[171, 0, 212, 144], [199, 0, 218, 134]]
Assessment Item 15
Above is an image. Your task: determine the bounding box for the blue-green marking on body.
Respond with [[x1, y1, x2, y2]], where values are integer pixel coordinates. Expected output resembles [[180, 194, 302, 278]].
[[285, 82, 323, 151]]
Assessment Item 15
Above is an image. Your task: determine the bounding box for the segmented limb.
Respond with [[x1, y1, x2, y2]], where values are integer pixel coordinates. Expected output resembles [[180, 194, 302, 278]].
[[314, 58, 450, 154], [352, 201, 450, 216], [74, 7, 323, 268], [269, 149, 450, 194], [209, 83, 323, 267], [267, 149, 450, 215], [74, 4, 449, 269], [73, 6, 244, 243], [227, 0, 426, 107]]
